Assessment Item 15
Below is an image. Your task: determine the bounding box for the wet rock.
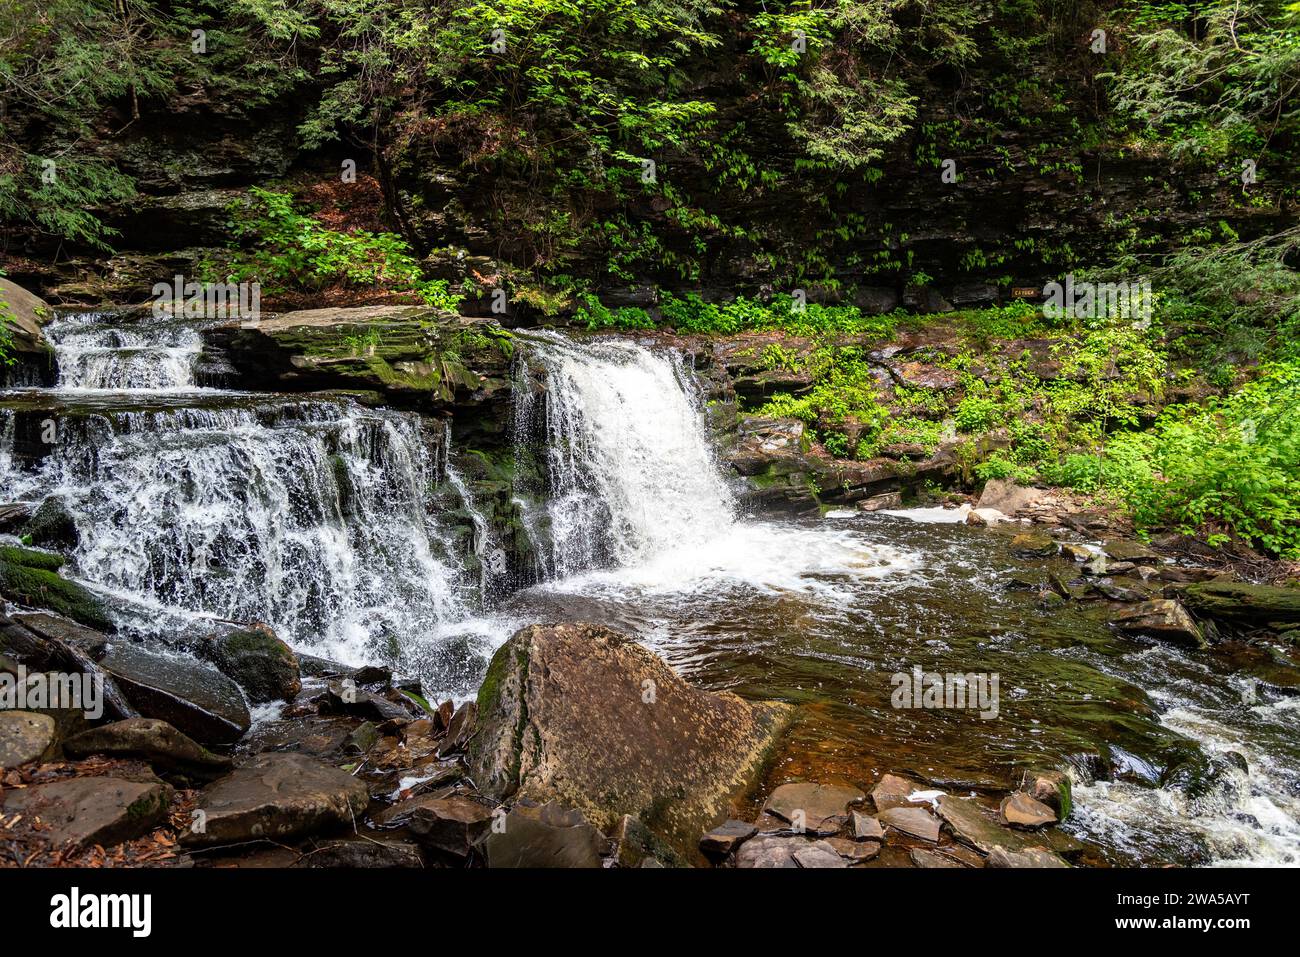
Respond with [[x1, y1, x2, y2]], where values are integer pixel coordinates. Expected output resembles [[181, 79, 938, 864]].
[[468, 622, 792, 852], [0, 502, 35, 533], [318, 681, 414, 723], [999, 791, 1057, 828], [344, 721, 380, 755], [879, 806, 941, 842], [851, 809, 885, 841], [1059, 543, 1093, 563], [205, 626, 300, 704], [762, 782, 865, 835], [0, 710, 56, 768], [183, 752, 369, 847], [97, 642, 251, 744], [0, 278, 54, 359], [1010, 532, 1057, 558], [793, 839, 849, 868], [858, 491, 903, 512], [870, 772, 924, 812], [1110, 599, 1205, 648], [910, 847, 965, 868], [826, 836, 879, 862], [379, 793, 494, 858], [436, 700, 476, 758], [481, 801, 604, 868], [978, 479, 1043, 517], [936, 795, 1051, 857], [734, 833, 800, 868], [987, 846, 1070, 868], [1019, 769, 1072, 819], [1181, 582, 1300, 628], [966, 507, 1009, 527], [613, 814, 685, 868], [1094, 577, 1157, 603], [1103, 539, 1160, 563], [62, 718, 232, 783], [1, 776, 172, 848], [294, 837, 424, 868], [700, 819, 758, 857], [0, 546, 113, 631], [20, 498, 79, 551]]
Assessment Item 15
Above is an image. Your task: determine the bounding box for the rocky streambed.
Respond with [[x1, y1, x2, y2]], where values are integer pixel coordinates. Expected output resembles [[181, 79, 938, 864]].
[[1, 290, 1298, 868]]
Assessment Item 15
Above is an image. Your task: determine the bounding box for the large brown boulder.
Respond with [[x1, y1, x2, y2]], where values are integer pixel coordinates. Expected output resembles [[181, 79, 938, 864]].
[[468, 622, 792, 851], [0, 277, 54, 356]]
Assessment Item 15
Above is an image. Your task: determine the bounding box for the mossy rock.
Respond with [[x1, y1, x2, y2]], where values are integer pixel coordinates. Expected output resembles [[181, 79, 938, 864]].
[[0, 546, 113, 631], [20, 497, 80, 551], [1182, 582, 1300, 626], [207, 627, 301, 704]]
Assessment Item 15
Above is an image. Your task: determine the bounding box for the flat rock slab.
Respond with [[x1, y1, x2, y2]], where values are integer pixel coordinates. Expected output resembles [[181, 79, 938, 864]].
[[63, 718, 232, 782], [937, 795, 1047, 857], [701, 819, 758, 856], [379, 793, 494, 857], [1103, 540, 1161, 563], [1, 776, 172, 848], [793, 839, 849, 868], [879, 806, 941, 842], [826, 836, 880, 862], [469, 622, 792, 853], [97, 643, 251, 744], [910, 847, 965, 868], [1110, 600, 1205, 648], [988, 846, 1070, 868], [0, 710, 56, 768], [763, 782, 865, 834], [871, 773, 925, 812], [1000, 791, 1057, 828], [481, 802, 604, 868], [295, 837, 424, 868], [183, 752, 369, 848], [734, 834, 801, 868], [852, 810, 885, 841]]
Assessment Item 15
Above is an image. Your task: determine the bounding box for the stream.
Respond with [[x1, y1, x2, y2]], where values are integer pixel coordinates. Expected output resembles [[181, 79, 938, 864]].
[[1, 311, 1297, 867]]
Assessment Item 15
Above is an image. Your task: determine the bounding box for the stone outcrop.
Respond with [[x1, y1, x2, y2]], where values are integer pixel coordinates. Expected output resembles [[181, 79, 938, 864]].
[[184, 752, 370, 848], [1, 776, 173, 849], [1110, 599, 1206, 648], [63, 718, 233, 783], [468, 622, 792, 851]]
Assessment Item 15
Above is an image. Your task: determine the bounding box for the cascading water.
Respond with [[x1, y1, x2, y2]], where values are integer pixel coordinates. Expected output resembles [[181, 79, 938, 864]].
[[0, 400, 474, 666], [1, 311, 1295, 865], [43, 312, 206, 391], [513, 331, 737, 578], [0, 311, 492, 686]]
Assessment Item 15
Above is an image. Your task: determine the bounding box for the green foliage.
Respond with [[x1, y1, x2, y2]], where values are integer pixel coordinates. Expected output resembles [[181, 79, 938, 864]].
[[1102, 361, 1300, 557], [224, 188, 462, 309], [1105, 1, 1300, 161]]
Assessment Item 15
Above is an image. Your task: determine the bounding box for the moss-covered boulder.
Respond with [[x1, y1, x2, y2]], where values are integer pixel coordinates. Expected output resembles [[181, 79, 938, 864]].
[[0, 546, 113, 632], [1182, 582, 1300, 629], [20, 497, 80, 552], [205, 625, 301, 704], [468, 622, 792, 854]]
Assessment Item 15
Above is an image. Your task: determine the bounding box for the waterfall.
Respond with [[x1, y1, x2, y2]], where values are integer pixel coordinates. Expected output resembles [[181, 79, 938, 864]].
[[0, 400, 474, 665], [513, 331, 736, 578], [45, 312, 204, 391]]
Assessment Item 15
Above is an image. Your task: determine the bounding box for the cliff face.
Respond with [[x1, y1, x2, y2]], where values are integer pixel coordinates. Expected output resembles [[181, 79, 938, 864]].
[[3, 25, 1292, 314]]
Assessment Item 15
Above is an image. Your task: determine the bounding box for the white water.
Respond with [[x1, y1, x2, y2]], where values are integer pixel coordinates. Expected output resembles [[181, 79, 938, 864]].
[[515, 331, 738, 577], [2, 314, 1296, 867], [44, 312, 208, 391]]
